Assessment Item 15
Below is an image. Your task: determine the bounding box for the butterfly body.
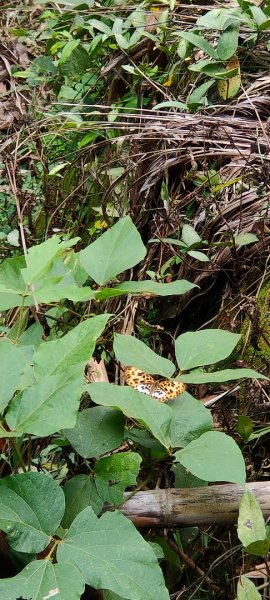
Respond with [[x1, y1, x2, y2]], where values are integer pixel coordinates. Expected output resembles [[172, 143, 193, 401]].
[[125, 366, 186, 402]]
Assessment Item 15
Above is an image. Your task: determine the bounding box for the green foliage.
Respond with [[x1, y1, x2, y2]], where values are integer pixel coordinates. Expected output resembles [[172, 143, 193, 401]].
[[237, 575, 262, 599], [0, 211, 266, 597], [238, 491, 270, 556], [175, 431, 246, 485]]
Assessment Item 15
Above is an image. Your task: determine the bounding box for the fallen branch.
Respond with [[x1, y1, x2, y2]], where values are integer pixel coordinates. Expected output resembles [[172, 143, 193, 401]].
[[120, 482, 270, 527]]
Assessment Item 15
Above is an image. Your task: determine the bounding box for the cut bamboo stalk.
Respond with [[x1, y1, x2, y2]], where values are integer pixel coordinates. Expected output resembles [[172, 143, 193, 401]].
[[120, 482, 270, 527]]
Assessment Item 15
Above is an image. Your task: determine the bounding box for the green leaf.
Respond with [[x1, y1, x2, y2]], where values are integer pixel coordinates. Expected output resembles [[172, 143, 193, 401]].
[[48, 162, 69, 176], [33, 314, 110, 377], [237, 575, 262, 600], [187, 79, 215, 106], [0, 256, 33, 310], [114, 334, 175, 377], [0, 340, 28, 412], [88, 18, 112, 35], [234, 232, 259, 246], [88, 383, 172, 448], [182, 224, 202, 245], [21, 236, 79, 286], [170, 393, 213, 448], [236, 416, 253, 441], [57, 507, 170, 600], [250, 5, 267, 26], [175, 431, 246, 485], [59, 44, 90, 77], [64, 406, 124, 458], [152, 101, 188, 111], [179, 31, 218, 59], [238, 490, 270, 556], [115, 33, 130, 49], [0, 560, 85, 600], [248, 426, 270, 441], [216, 24, 239, 60], [6, 365, 84, 436], [187, 250, 210, 262], [172, 463, 207, 488], [62, 475, 103, 528], [94, 452, 142, 504], [175, 329, 241, 370], [80, 216, 146, 285], [197, 8, 245, 30], [108, 279, 197, 297], [180, 368, 267, 383], [0, 472, 65, 552]]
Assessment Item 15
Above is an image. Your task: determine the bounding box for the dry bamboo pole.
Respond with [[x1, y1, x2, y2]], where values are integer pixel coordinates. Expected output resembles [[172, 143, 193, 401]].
[[120, 482, 270, 527]]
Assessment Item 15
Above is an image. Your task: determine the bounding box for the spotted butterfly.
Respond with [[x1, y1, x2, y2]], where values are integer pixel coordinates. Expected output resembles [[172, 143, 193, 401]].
[[125, 366, 186, 402]]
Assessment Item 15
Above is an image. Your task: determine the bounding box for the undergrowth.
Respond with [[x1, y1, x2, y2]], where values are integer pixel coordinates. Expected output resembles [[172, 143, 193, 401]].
[[0, 1, 269, 599]]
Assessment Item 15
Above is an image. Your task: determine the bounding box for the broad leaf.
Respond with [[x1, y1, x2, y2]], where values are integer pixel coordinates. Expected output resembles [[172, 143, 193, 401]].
[[0, 472, 65, 553], [187, 250, 209, 262], [0, 256, 33, 310], [179, 31, 218, 59], [0, 340, 28, 413], [57, 507, 170, 600], [180, 368, 267, 383], [110, 279, 197, 296], [216, 24, 239, 60], [62, 475, 103, 528], [181, 224, 201, 246], [65, 406, 124, 458], [6, 365, 84, 436], [175, 431, 246, 485], [175, 329, 240, 370], [234, 232, 259, 246], [237, 575, 262, 600], [113, 334, 175, 377], [88, 383, 172, 448], [0, 560, 85, 600], [80, 216, 146, 285], [59, 44, 90, 77], [94, 452, 142, 504], [170, 393, 213, 448], [238, 490, 270, 556], [172, 463, 207, 489], [21, 236, 78, 286], [33, 314, 110, 377]]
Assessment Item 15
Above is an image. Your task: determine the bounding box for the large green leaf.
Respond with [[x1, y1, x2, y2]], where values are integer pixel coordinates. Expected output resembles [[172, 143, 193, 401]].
[[180, 368, 267, 383], [62, 475, 103, 528], [111, 279, 197, 297], [179, 31, 218, 59], [6, 365, 84, 436], [65, 406, 124, 458], [0, 340, 28, 413], [0, 256, 33, 310], [113, 334, 175, 377], [175, 431, 246, 485], [80, 216, 146, 285], [238, 490, 270, 556], [59, 44, 90, 77], [21, 235, 79, 286], [94, 452, 142, 504], [237, 575, 262, 599], [0, 560, 85, 600], [175, 329, 240, 370], [57, 507, 170, 600], [33, 314, 110, 377], [216, 24, 239, 60], [0, 472, 65, 553], [169, 393, 213, 448], [88, 383, 172, 448]]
